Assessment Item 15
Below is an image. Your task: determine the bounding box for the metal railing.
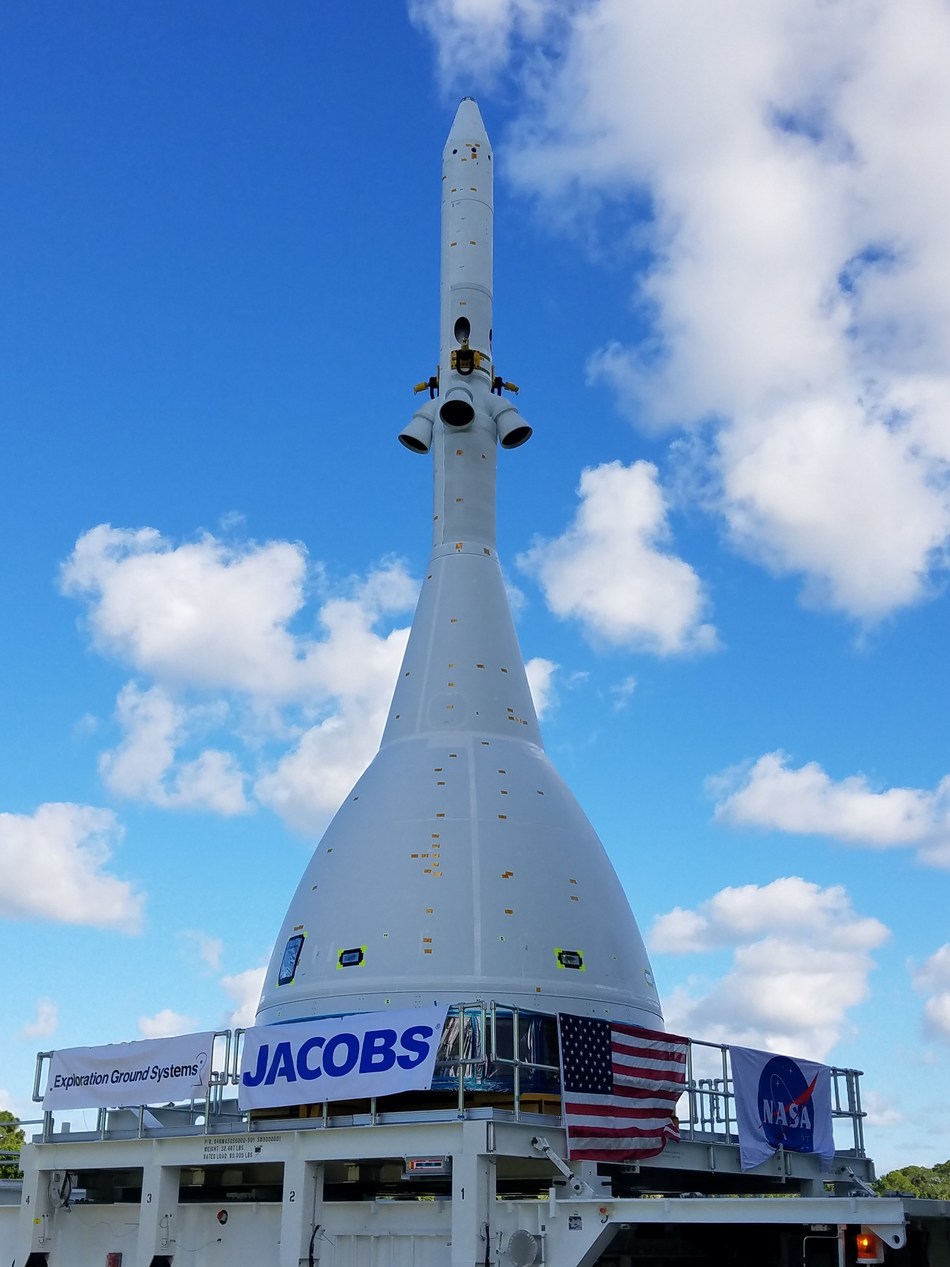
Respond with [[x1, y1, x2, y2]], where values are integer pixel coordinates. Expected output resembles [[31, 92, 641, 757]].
[[679, 1036, 866, 1156], [28, 1007, 867, 1158], [31, 1030, 236, 1143]]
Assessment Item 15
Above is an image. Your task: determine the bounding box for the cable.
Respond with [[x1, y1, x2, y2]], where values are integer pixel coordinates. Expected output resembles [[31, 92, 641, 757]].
[[309, 1222, 322, 1267]]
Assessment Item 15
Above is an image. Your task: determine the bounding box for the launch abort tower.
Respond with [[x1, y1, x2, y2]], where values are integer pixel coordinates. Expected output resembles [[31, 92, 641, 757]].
[[257, 98, 663, 1034]]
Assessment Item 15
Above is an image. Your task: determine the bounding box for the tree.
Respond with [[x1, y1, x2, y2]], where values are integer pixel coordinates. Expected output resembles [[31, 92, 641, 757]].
[[0, 1110, 24, 1180], [874, 1161, 950, 1199]]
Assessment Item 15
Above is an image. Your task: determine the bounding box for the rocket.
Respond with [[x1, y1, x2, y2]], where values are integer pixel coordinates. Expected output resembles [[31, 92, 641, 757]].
[[256, 99, 662, 1033]]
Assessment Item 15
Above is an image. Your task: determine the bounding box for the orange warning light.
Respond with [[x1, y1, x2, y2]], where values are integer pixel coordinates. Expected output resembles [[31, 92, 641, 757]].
[[856, 1227, 884, 1263]]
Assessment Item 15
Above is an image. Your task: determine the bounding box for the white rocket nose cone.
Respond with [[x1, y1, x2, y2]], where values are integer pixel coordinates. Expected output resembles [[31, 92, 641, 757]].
[[445, 97, 490, 154]]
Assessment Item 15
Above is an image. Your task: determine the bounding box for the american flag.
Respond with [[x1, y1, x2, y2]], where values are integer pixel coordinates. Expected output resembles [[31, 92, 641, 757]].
[[557, 1014, 689, 1162]]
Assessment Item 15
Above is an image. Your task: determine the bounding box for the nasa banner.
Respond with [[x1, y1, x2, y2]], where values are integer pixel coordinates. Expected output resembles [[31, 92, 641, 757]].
[[238, 1006, 448, 1110], [729, 1045, 835, 1171], [44, 1032, 214, 1110]]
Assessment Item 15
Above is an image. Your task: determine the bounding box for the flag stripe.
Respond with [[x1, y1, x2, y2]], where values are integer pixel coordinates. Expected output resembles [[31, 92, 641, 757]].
[[568, 1086, 682, 1104], [565, 1116, 676, 1131], [564, 1125, 678, 1145], [557, 1013, 689, 1164], [613, 1061, 684, 1081], [613, 1037, 685, 1059], [566, 1100, 680, 1117]]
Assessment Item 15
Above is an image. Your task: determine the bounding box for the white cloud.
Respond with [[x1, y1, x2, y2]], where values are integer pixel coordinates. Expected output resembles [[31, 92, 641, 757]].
[[178, 930, 224, 973], [172, 749, 249, 815], [303, 573, 415, 705], [221, 965, 266, 1029], [710, 751, 950, 865], [61, 526, 417, 834], [254, 602, 411, 835], [73, 713, 100, 736], [914, 943, 950, 990], [525, 656, 556, 717], [0, 1084, 34, 1122], [912, 944, 950, 1043], [61, 525, 414, 708], [650, 878, 889, 1058], [138, 1009, 199, 1039], [503, 572, 527, 617], [100, 684, 249, 815], [0, 804, 143, 932], [425, 0, 950, 621], [408, 0, 561, 88], [255, 709, 392, 835], [716, 396, 950, 617], [652, 877, 886, 953], [610, 674, 637, 711], [61, 526, 315, 697], [255, 618, 412, 836], [861, 1089, 904, 1129], [20, 998, 58, 1040], [922, 994, 950, 1042], [518, 461, 716, 653]]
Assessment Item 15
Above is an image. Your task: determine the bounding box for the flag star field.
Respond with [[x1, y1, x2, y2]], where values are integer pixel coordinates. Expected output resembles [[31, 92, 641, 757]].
[[559, 1015, 614, 1095]]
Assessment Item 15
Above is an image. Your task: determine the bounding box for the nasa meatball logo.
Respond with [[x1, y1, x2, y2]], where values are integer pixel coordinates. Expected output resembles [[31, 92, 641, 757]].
[[757, 1054, 818, 1152]]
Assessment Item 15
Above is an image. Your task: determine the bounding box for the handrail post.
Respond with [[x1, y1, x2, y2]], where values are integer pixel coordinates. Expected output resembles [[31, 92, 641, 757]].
[[512, 1005, 521, 1121], [32, 1052, 52, 1105], [456, 1001, 465, 1117], [721, 1044, 732, 1139]]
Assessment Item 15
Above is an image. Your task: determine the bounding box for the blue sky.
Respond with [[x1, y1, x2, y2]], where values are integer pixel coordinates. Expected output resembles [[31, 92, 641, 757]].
[[3, 0, 950, 1173]]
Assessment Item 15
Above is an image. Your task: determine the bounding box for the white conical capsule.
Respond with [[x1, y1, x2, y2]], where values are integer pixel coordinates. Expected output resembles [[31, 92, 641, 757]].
[[257, 101, 662, 1033]]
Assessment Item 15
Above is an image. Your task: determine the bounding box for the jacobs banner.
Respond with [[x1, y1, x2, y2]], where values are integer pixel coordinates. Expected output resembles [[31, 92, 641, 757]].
[[238, 1007, 447, 1110], [44, 1032, 215, 1110]]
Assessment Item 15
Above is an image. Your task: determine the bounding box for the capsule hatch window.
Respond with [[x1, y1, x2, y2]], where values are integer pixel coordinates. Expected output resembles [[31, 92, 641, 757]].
[[277, 933, 305, 985]]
